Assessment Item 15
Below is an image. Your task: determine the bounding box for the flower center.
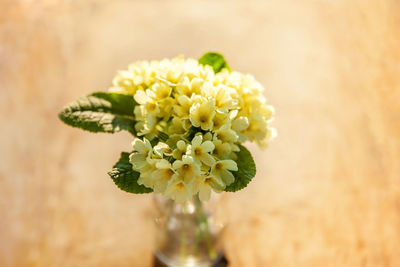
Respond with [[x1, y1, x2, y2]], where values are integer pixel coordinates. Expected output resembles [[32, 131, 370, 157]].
[[176, 182, 185, 189], [215, 163, 222, 170], [183, 164, 190, 170], [199, 115, 207, 123], [148, 102, 156, 111], [194, 147, 202, 156], [161, 91, 169, 98]]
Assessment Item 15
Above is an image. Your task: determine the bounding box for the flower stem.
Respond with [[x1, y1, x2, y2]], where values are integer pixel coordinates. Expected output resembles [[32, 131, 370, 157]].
[[180, 204, 187, 264], [194, 195, 217, 260]]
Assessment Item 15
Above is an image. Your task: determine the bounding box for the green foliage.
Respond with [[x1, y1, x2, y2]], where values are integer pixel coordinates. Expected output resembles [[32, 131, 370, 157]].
[[225, 145, 256, 192], [108, 152, 153, 194], [158, 131, 169, 142], [198, 52, 230, 73], [58, 92, 136, 134]]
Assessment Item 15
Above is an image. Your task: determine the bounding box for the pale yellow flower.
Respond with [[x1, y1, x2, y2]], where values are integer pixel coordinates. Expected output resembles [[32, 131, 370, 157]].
[[152, 159, 175, 193], [134, 90, 159, 116], [109, 70, 136, 94], [172, 155, 201, 184], [153, 142, 173, 158], [212, 139, 232, 160], [172, 140, 188, 160], [189, 99, 215, 130], [186, 135, 215, 166], [136, 114, 158, 140], [201, 83, 238, 112], [137, 158, 157, 188], [183, 59, 214, 81], [211, 160, 238, 186], [151, 83, 175, 118], [176, 76, 203, 97], [260, 104, 275, 121], [168, 117, 186, 135], [212, 110, 228, 130], [257, 126, 277, 148], [173, 94, 202, 119], [197, 175, 226, 201], [109, 60, 158, 95], [243, 114, 268, 142], [134, 105, 145, 121], [164, 176, 193, 203], [129, 138, 152, 171], [232, 116, 249, 142], [214, 124, 238, 143]]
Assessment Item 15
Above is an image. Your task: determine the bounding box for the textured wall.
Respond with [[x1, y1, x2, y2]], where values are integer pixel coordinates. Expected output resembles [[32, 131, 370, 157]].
[[1, 1, 400, 266]]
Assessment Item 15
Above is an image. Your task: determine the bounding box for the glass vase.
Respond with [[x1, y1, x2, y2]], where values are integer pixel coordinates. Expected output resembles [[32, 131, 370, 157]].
[[153, 194, 226, 267]]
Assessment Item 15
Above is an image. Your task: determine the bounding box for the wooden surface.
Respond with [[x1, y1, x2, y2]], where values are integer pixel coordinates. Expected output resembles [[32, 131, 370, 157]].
[[1, 1, 400, 266]]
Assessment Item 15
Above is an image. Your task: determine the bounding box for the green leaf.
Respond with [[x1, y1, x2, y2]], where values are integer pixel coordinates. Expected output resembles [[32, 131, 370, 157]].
[[108, 152, 153, 194], [224, 144, 256, 192], [198, 52, 230, 73], [158, 131, 169, 142], [58, 92, 136, 134]]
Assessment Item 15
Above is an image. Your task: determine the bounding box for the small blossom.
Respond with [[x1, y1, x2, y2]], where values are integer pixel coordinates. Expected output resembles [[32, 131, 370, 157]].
[[212, 110, 228, 130], [137, 158, 158, 188], [243, 114, 268, 143], [152, 159, 175, 193], [187, 135, 215, 166], [164, 176, 193, 203], [168, 117, 186, 135], [211, 160, 238, 186], [176, 76, 203, 97], [232, 116, 249, 142], [172, 140, 187, 160], [134, 90, 159, 116], [173, 95, 201, 119], [197, 175, 226, 201], [212, 139, 232, 160], [172, 155, 201, 184], [129, 138, 152, 171], [214, 124, 238, 143], [201, 83, 238, 112], [137, 114, 158, 140], [189, 99, 215, 130]]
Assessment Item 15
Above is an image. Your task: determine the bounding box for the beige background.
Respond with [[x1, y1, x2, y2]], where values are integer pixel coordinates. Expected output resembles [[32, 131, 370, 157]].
[[1, 0, 400, 266]]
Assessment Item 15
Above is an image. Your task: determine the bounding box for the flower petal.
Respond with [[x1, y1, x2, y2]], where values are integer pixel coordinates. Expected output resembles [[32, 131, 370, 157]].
[[201, 153, 216, 167], [201, 141, 215, 153], [132, 139, 146, 153], [232, 116, 249, 132], [134, 90, 150, 104], [221, 160, 238, 171], [220, 169, 235, 185], [172, 159, 183, 170], [129, 153, 147, 170], [192, 135, 202, 147], [177, 140, 187, 150], [208, 176, 226, 191], [156, 159, 171, 169]]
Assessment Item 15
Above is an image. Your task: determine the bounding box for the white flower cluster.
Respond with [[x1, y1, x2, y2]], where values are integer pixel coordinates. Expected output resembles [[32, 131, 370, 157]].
[[109, 56, 275, 202]]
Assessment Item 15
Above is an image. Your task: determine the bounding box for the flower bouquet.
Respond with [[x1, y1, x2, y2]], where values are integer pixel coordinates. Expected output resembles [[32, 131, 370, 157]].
[[59, 52, 275, 266]]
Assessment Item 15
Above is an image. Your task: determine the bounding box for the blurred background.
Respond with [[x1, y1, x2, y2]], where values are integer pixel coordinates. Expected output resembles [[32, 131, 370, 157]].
[[1, 0, 400, 266]]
